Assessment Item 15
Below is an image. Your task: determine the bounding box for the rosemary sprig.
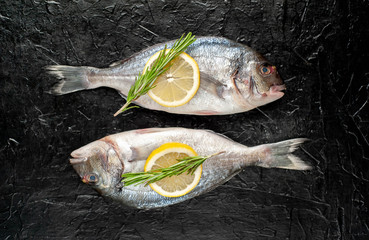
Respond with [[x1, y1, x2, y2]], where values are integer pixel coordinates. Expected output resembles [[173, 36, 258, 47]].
[[114, 32, 196, 116], [121, 152, 224, 187]]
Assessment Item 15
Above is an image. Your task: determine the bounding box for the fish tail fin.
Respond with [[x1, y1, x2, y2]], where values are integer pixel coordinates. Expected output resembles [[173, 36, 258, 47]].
[[46, 65, 95, 95], [255, 138, 311, 170]]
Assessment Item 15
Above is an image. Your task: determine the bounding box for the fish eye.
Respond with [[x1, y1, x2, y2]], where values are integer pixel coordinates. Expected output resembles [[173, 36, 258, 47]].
[[84, 173, 99, 184], [260, 65, 272, 75]]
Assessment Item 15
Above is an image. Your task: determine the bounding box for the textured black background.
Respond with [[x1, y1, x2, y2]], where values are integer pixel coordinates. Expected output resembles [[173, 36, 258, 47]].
[[1, 0, 369, 239]]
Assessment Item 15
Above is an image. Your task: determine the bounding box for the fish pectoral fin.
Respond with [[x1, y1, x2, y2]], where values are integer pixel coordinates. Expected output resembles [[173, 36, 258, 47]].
[[199, 72, 227, 99], [117, 143, 139, 162], [102, 137, 138, 162]]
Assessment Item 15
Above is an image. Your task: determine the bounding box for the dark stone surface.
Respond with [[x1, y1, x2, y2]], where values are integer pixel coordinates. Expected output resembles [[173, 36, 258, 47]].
[[1, 0, 368, 239]]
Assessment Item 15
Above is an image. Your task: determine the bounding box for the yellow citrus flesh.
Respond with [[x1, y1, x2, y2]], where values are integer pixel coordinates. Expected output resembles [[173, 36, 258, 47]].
[[144, 142, 202, 197], [143, 50, 200, 107]]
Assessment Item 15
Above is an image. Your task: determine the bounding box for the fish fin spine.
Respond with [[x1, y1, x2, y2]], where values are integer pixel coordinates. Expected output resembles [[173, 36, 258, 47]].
[[46, 65, 94, 95], [256, 138, 311, 170]]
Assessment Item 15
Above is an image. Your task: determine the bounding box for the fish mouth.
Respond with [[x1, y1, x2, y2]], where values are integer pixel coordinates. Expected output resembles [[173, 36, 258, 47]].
[[270, 84, 286, 92], [69, 157, 88, 165], [69, 157, 88, 180], [266, 84, 286, 98], [70, 149, 88, 165], [249, 76, 285, 94]]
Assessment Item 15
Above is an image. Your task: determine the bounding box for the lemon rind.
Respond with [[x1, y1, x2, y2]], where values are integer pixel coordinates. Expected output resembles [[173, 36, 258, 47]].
[[144, 142, 202, 198]]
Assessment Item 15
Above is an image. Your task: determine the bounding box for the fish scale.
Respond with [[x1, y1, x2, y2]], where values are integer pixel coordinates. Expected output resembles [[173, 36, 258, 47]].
[[47, 36, 285, 115], [69, 128, 311, 209]]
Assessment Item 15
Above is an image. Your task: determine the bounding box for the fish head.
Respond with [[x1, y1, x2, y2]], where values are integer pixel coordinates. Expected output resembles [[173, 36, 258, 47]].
[[236, 57, 285, 107], [69, 141, 123, 194]]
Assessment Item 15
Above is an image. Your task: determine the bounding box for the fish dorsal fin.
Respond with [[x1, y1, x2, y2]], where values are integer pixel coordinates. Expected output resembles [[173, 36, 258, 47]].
[[134, 128, 177, 135], [109, 59, 127, 67], [136, 127, 236, 142], [109, 60, 122, 67], [109, 55, 134, 67], [202, 129, 236, 142]]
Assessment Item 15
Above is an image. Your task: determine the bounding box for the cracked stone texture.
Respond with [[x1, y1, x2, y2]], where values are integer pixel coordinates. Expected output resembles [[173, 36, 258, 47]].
[[1, 0, 368, 239]]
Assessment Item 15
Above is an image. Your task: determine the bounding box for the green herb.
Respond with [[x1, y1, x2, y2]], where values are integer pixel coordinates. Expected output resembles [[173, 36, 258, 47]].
[[121, 152, 224, 187], [114, 32, 196, 116]]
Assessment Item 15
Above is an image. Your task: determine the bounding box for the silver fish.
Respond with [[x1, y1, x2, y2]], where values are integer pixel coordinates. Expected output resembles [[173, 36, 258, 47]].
[[47, 37, 285, 115], [69, 128, 311, 209]]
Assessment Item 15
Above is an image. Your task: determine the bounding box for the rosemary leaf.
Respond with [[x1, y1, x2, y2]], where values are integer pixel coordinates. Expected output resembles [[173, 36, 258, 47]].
[[121, 151, 224, 187]]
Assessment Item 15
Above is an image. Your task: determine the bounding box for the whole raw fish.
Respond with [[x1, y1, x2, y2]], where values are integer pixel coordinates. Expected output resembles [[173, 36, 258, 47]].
[[47, 37, 285, 115], [69, 128, 311, 209]]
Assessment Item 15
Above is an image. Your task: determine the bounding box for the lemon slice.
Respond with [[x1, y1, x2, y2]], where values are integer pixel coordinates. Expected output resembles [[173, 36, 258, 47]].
[[144, 142, 202, 197], [143, 50, 200, 107]]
